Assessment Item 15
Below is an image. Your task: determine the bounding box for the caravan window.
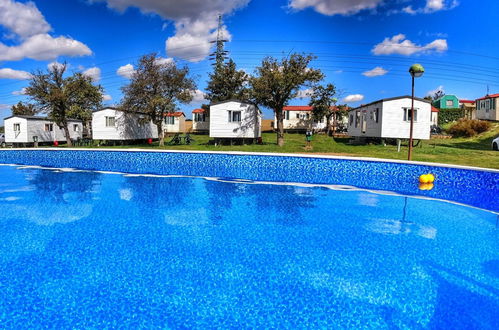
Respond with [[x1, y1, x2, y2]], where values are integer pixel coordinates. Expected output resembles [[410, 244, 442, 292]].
[[355, 111, 360, 128], [73, 124, 79, 132], [44, 123, 53, 131], [105, 116, 116, 127], [403, 108, 418, 122], [194, 113, 205, 122], [228, 111, 241, 122], [373, 108, 379, 123], [165, 116, 175, 125], [285, 111, 290, 120], [13, 123, 20, 131]]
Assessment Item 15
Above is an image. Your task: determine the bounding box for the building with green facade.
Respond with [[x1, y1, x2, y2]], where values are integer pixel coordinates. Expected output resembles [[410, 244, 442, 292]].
[[432, 95, 460, 109]]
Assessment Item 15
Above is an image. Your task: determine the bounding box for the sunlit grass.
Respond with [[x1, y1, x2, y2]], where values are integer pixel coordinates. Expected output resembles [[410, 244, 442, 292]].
[[79, 123, 499, 169]]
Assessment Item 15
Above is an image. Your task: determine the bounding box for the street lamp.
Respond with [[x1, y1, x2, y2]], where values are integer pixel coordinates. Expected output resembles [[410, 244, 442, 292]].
[[408, 64, 424, 161]]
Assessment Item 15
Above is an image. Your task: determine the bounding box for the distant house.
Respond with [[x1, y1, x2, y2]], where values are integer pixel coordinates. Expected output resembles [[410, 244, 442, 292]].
[[459, 99, 476, 119], [192, 108, 209, 133], [278, 106, 324, 132], [431, 106, 439, 125], [4, 115, 83, 145], [432, 95, 459, 109], [209, 100, 261, 140], [347, 96, 431, 140], [92, 108, 158, 141], [163, 112, 186, 133], [475, 93, 499, 121], [277, 106, 348, 132]]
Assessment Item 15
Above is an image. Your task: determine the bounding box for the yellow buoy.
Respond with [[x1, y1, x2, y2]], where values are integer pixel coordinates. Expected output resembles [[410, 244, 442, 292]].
[[427, 173, 435, 183], [419, 174, 429, 184]]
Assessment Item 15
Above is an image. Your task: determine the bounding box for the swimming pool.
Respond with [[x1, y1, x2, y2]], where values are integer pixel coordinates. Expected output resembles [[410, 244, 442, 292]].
[[0, 150, 497, 328]]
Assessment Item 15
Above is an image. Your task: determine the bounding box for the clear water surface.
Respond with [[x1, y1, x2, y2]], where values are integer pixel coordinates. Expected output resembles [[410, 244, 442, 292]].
[[0, 164, 498, 328]]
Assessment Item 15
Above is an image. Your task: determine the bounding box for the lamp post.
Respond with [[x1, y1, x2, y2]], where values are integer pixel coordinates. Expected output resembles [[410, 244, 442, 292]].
[[408, 64, 424, 161]]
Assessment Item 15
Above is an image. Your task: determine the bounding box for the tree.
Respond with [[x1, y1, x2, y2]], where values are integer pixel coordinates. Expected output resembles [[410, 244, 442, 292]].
[[121, 53, 196, 146], [25, 63, 103, 146], [205, 59, 248, 104], [424, 90, 445, 101], [250, 54, 323, 146], [309, 83, 338, 136], [11, 102, 37, 116]]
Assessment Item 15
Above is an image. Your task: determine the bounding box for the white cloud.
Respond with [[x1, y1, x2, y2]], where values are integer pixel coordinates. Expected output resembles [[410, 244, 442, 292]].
[[362, 66, 388, 77], [343, 94, 364, 103], [48, 61, 65, 72], [190, 89, 206, 103], [117, 64, 135, 79], [426, 85, 445, 97], [91, 0, 249, 62], [288, 0, 383, 16], [12, 87, 27, 95], [102, 94, 112, 101], [154, 56, 174, 66], [296, 88, 313, 99], [403, 0, 459, 15], [83, 67, 101, 82], [0, 33, 92, 61], [372, 34, 447, 56], [0, 0, 51, 39], [0, 1, 91, 63], [0, 104, 10, 110], [0, 67, 31, 79]]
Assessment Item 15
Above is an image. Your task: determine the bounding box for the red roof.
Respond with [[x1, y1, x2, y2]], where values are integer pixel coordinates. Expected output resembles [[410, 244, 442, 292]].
[[460, 100, 475, 104], [476, 93, 499, 101], [431, 106, 439, 113], [283, 106, 313, 111], [192, 108, 205, 113], [164, 112, 185, 117], [283, 105, 348, 111]]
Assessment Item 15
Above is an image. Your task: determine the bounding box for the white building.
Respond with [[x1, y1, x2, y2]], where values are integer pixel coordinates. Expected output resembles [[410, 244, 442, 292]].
[[4, 115, 83, 144], [277, 106, 349, 132], [163, 112, 186, 134], [192, 108, 209, 133], [347, 96, 431, 140], [476, 93, 499, 121], [431, 106, 439, 126], [92, 108, 158, 141], [209, 100, 261, 140]]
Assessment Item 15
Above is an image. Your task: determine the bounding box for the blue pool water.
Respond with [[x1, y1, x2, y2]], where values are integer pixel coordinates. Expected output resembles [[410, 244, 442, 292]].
[[0, 164, 498, 328]]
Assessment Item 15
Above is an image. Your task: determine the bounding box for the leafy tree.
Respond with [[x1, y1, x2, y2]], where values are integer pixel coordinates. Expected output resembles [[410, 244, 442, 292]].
[[205, 59, 248, 105], [250, 53, 323, 146], [121, 53, 196, 146], [25, 63, 103, 146], [11, 102, 37, 116], [309, 83, 338, 136]]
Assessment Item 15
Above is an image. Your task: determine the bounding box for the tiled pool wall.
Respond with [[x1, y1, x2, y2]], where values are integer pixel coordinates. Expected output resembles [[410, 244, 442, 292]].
[[0, 149, 497, 212]]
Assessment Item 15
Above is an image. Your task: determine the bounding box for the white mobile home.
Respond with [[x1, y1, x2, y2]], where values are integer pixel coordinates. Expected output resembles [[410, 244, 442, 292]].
[[92, 108, 158, 141], [4, 115, 83, 144], [209, 100, 261, 139], [278, 106, 349, 132], [192, 108, 209, 133], [163, 112, 186, 134], [347, 96, 431, 140]]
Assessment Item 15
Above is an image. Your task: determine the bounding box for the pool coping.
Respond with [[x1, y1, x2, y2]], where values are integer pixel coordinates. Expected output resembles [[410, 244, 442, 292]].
[[1, 147, 498, 174]]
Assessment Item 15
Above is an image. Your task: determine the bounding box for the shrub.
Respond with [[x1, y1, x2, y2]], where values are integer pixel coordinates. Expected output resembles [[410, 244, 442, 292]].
[[446, 119, 491, 137], [437, 108, 465, 126]]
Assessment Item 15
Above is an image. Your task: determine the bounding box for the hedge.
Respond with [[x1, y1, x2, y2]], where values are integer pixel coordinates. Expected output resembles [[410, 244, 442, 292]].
[[437, 108, 465, 126]]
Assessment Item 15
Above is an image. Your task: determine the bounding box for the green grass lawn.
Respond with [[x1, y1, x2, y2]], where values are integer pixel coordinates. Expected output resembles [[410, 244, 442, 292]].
[[83, 123, 499, 169]]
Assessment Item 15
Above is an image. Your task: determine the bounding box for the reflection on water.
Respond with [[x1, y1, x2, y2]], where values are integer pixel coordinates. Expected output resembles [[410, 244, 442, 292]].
[[0, 165, 497, 328]]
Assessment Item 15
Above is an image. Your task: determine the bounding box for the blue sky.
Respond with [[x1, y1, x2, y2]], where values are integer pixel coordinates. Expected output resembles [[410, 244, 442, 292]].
[[1, 0, 498, 124]]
